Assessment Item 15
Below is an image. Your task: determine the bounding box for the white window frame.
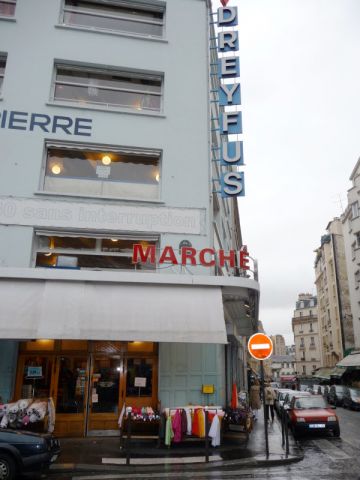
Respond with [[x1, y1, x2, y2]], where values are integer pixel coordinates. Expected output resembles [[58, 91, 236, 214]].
[[0, 0, 16, 17], [40, 140, 162, 202], [51, 63, 164, 114], [33, 230, 160, 270], [61, 0, 166, 39]]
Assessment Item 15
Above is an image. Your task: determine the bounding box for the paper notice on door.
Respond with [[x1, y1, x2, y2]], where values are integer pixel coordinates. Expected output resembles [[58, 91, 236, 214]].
[[92, 393, 99, 403], [134, 377, 147, 388]]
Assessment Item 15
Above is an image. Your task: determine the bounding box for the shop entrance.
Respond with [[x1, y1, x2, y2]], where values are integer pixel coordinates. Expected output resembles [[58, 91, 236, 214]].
[[15, 340, 158, 437]]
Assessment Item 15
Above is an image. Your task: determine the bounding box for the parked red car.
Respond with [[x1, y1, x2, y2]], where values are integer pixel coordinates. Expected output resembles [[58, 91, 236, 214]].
[[286, 394, 340, 438]]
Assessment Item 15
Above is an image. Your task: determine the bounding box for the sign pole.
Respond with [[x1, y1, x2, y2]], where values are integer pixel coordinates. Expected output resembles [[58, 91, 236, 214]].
[[260, 360, 269, 458]]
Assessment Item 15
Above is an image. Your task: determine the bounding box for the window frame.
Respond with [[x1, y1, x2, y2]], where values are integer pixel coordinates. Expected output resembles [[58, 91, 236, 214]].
[[33, 230, 160, 271], [60, 0, 166, 39], [51, 62, 164, 114], [39, 140, 163, 202], [0, 0, 16, 18]]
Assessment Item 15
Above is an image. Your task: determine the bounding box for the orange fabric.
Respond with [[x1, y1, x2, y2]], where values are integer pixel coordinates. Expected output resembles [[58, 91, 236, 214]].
[[192, 408, 200, 436], [231, 383, 238, 408]]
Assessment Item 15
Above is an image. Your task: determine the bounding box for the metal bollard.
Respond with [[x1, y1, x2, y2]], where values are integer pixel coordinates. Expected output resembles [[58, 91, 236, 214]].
[[126, 412, 132, 465], [205, 409, 209, 463], [281, 409, 285, 447]]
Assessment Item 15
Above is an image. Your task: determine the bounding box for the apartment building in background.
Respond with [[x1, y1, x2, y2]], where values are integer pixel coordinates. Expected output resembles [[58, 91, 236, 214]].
[[270, 335, 286, 356], [314, 219, 354, 367], [292, 293, 321, 377], [342, 158, 360, 350], [0, 0, 259, 436]]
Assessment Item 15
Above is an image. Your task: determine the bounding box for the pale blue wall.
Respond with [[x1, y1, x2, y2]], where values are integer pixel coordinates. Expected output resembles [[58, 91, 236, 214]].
[[0, 341, 18, 403], [159, 343, 225, 407]]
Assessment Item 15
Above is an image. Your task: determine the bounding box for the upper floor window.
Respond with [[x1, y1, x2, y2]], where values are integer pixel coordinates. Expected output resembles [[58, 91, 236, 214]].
[[62, 0, 165, 38], [42, 142, 161, 201], [0, 55, 6, 94], [355, 231, 360, 248], [0, 0, 16, 17], [352, 201, 360, 219], [53, 65, 163, 112]]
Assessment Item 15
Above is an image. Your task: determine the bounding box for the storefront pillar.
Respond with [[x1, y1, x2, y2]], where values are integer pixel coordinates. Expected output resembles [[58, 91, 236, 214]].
[[0, 340, 18, 402]]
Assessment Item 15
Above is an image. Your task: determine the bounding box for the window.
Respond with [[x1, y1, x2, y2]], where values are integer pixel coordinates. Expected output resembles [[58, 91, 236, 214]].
[[53, 65, 162, 112], [310, 322, 313, 332], [352, 202, 360, 219], [35, 232, 158, 271], [356, 232, 360, 248], [0, 55, 6, 94], [62, 0, 165, 38], [0, 0, 16, 16], [43, 143, 161, 200], [302, 365, 306, 374]]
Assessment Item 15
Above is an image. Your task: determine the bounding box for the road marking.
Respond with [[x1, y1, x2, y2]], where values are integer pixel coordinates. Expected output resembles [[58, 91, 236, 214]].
[[312, 439, 351, 460], [102, 455, 222, 465], [251, 343, 271, 350]]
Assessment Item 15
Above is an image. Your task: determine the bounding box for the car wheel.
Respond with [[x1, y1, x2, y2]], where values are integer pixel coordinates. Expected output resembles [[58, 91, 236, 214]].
[[0, 453, 16, 480], [333, 426, 340, 438]]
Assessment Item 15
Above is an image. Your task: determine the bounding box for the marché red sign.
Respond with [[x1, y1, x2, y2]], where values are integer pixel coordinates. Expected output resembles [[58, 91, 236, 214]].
[[132, 244, 250, 269]]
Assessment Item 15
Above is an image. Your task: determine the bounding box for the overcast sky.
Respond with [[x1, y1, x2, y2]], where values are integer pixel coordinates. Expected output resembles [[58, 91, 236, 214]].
[[214, 0, 360, 344]]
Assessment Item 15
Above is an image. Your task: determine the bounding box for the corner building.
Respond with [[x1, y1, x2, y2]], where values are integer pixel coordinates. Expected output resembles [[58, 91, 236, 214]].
[[0, 0, 259, 436]]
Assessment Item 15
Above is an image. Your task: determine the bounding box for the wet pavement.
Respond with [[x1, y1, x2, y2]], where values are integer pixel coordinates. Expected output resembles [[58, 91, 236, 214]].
[[45, 406, 360, 479], [47, 407, 300, 478]]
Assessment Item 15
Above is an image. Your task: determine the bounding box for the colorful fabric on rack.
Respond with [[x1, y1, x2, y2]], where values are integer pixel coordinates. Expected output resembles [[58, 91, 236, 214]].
[[185, 408, 192, 435], [198, 409, 206, 438], [181, 409, 187, 435], [192, 408, 200, 436], [165, 414, 174, 446], [208, 414, 221, 447], [172, 409, 183, 442]]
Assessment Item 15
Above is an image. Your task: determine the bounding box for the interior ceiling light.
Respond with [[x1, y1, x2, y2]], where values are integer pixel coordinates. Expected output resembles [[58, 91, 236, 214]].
[[51, 164, 61, 175], [155, 173, 160, 182], [102, 155, 112, 166], [111, 239, 118, 242]]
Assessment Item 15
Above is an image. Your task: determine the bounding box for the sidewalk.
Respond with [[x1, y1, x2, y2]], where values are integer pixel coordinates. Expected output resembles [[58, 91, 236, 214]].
[[50, 409, 303, 474]]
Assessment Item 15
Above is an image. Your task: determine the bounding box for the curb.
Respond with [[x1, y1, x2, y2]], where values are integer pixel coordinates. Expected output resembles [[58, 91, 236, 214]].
[[49, 452, 304, 474]]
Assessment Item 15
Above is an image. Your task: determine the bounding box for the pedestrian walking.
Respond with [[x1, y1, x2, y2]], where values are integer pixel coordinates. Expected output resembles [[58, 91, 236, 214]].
[[249, 379, 261, 420], [264, 383, 276, 422]]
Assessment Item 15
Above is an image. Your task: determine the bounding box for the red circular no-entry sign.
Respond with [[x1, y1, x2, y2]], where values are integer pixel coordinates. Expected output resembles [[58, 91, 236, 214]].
[[248, 333, 273, 360]]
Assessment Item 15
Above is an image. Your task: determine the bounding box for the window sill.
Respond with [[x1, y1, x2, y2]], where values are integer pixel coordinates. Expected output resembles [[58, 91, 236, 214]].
[[0, 16, 16, 22], [46, 101, 166, 119], [55, 24, 168, 44], [34, 190, 165, 205]]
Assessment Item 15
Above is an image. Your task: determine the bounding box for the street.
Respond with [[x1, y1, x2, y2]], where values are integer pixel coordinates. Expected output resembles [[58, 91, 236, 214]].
[[46, 406, 360, 480]]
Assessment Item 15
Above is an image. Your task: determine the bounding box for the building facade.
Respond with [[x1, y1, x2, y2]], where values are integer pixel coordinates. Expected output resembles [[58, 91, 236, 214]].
[[292, 294, 321, 377], [314, 219, 354, 367], [0, 0, 259, 436], [342, 158, 360, 350], [270, 335, 286, 356], [270, 355, 296, 383]]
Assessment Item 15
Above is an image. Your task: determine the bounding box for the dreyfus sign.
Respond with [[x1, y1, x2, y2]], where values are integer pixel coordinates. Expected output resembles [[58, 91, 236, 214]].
[[215, 1, 245, 198]]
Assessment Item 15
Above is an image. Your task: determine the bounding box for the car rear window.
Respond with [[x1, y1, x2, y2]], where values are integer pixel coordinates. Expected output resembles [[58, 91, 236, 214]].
[[294, 396, 327, 409]]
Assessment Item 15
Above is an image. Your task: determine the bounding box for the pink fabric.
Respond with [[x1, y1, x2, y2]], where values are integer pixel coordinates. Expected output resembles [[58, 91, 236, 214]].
[[171, 409, 183, 442]]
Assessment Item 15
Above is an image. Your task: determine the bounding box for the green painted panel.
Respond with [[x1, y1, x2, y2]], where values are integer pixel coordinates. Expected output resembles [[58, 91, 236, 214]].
[[159, 343, 225, 407]]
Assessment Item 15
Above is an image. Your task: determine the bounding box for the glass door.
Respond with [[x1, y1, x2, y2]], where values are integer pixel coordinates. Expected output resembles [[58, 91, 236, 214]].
[[87, 355, 124, 435], [54, 356, 88, 437]]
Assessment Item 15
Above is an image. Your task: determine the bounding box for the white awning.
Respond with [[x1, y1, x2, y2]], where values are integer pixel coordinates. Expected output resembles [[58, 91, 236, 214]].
[[0, 278, 227, 343], [0, 268, 259, 344], [336, 352, 360, 368]]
